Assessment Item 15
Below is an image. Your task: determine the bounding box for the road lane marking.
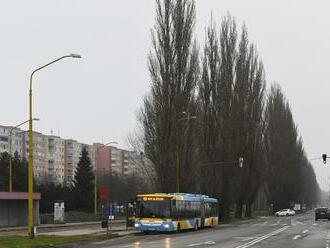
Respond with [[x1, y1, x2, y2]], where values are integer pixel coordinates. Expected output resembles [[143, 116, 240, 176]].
[[234, 237, 257, 241], [293, 235, 301, 240], [235, 226, 289, 248], [302, 230, 308, 234], [187, 241, 215, 247], [118, 241, 159, 248], [241, 238, 254, 242]]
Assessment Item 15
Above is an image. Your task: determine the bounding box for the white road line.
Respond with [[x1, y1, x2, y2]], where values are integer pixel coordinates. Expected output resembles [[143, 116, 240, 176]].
[[235, 226, 289, 248], [234, 237, 256, 241], [293, 235, 301, 240], [241, 237, 255, 242], [118, 241, 159, 248], [187, 241, 215, 247], [302, 230, 308, 234]]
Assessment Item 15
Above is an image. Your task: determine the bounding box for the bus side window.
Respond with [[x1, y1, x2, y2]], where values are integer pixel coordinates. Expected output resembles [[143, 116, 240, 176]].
[[171, 200, 177, 219], [205, 203, 211, 217], [176, 201, 182, 219], [211, 202, 219, 216]]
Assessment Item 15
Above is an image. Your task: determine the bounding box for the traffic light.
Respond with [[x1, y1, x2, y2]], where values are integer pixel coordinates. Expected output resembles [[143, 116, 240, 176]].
[[322, 154, 327, 164], [239, 157, 244, 168]]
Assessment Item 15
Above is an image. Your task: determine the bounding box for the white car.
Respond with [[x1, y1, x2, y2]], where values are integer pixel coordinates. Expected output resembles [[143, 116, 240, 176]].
[[275, 209, 295, 217]]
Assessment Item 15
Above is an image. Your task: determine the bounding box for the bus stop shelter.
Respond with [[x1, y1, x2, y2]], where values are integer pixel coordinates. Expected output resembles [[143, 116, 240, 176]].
[[0, 192, 41, 227]]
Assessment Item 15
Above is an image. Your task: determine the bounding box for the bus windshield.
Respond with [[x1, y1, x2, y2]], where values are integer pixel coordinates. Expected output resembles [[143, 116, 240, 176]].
[[136, 200, 171, 218]]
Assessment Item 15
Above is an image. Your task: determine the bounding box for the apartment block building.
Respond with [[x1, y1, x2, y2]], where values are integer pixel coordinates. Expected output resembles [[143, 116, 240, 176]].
[[111, 146, 122, 176], [94, 143, 111, 177], [84, 144, 96, 170], [22, 131, 49, 184], [0, 125, 24, 157], [64, 141, 97, 186], [64, 139, 81, 186], [47, 135, 65, 185], [94, 143, 139, 177], [1, 123, 146, 186]]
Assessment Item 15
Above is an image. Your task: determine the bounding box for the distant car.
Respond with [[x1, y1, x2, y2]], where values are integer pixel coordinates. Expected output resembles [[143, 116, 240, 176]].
[[275, 209, 295, 217], [315, 207, 330, 221]]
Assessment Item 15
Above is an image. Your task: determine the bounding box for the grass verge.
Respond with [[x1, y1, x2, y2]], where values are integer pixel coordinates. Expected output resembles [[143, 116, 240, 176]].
[[0, 235, 105, 248]]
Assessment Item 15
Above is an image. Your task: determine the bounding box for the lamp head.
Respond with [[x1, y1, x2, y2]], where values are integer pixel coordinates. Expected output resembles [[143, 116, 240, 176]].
[[69, 53, 82, 59], [33, 118, 40, 121]]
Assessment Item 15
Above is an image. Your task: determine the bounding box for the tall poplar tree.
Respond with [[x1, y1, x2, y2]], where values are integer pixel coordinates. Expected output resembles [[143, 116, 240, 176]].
[[139, 0, 199, 192]]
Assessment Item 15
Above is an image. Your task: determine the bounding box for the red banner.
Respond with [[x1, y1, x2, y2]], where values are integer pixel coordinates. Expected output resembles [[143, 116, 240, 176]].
[[99, 185, 109, 202]]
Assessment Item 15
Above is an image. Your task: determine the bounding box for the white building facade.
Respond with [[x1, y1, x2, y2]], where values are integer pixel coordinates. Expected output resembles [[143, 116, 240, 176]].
[[47, 136, 65, 185]]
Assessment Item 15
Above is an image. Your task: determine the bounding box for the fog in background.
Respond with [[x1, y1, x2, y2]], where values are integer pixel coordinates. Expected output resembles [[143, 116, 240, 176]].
[[1, 0, 329, 190]]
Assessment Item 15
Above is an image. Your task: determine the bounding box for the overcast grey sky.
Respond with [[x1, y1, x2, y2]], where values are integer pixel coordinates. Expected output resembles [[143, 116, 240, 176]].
[[1, 0, 330, 190]]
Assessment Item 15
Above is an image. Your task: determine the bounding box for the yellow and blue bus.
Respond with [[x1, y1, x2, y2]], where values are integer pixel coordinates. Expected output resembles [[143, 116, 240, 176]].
[[134, 193, 218, 233]]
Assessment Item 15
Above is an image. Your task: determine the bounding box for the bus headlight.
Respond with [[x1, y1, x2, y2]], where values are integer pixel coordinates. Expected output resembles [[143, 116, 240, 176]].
[[163, 224, 170, 228], [134, 223, 141, 228]]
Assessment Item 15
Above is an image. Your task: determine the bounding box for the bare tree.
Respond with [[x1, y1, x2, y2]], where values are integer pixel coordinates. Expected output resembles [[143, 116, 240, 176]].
[[198, 16, 266, 218], [139, 0, 199, 192], [264, 84, 319, 210]]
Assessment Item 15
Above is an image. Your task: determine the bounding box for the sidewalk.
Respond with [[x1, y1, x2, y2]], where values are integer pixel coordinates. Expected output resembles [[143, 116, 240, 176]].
[[0, 220, 126, 233], [38, 225, 138, 237], [0, 220, 136, 238]]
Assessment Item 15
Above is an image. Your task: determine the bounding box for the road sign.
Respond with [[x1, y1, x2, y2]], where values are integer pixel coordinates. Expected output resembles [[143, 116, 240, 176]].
[[108, 203, 116, 219]]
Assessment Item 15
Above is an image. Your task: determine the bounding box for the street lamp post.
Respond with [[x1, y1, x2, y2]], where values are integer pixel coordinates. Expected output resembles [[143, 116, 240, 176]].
[[175, 112, 196, 192], [8, 118, 39, 192], [28, 54, 81, 237], [95, 141, 118, 215]]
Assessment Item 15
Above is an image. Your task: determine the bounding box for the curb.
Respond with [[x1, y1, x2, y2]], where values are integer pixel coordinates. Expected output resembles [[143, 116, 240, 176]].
[[0, 220, 126, 233]]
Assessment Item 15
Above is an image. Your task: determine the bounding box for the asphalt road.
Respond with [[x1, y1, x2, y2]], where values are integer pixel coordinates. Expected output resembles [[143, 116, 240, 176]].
[[82, 211, 330, 248]]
